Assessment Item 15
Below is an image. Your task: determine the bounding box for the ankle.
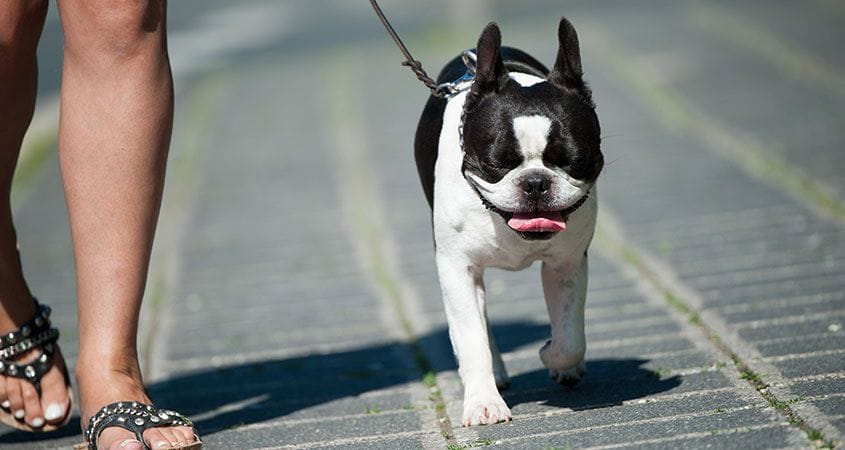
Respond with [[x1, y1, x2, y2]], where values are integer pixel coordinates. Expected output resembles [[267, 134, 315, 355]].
[[0, 292, 37, 332], [76, 353, 143, 385]]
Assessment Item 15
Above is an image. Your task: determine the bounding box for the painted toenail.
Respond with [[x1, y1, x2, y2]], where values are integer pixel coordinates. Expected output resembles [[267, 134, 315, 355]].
[[44, 403, 64, 421], [0, 400, 9, 408], [31, 417, 45, 428], [13, 409, 24, 419], [155, 441, 170, 448]]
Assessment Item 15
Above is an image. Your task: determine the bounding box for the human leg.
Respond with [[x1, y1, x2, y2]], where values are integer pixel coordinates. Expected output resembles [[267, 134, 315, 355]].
[[55, 0, 197, 448], [0, 0, 73, 430]]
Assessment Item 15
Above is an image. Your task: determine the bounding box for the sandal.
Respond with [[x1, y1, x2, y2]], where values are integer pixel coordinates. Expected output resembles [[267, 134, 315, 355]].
[[75, 401, 202, 450], [0, 300, 73, 431]]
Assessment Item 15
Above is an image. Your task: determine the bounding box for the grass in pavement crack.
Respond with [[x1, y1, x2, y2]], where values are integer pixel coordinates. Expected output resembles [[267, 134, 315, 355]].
[[324, 55, 456, 446], [598, 222, 836, 449]]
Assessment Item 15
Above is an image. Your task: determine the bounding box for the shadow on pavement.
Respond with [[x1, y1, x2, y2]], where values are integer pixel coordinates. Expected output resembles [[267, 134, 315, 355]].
[[0, 417, 82, 444], [0, 322, 680, 442], [141, 321, 680, 437]]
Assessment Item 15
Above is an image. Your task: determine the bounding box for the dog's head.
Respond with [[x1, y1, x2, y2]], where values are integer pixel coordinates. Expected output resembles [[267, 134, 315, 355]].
[[461, 18, 603, 241]]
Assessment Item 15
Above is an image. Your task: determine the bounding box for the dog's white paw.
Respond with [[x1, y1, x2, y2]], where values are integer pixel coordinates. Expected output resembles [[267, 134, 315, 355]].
[[549, 361, 587, 387], [539, 339, 585, 384], [462, 393, 512, 426]]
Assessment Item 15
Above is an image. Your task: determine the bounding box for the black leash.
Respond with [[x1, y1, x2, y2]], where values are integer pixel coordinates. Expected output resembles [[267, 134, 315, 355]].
[[368, 0, 450, 98]]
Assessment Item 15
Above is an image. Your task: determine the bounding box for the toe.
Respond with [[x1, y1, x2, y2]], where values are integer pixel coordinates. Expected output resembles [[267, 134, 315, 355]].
[[172, 426, 197, 445], [5, 377, 25, 421], [99, 426, 143, 450], [145, 428, 179, 449], [20, 381, 45, 427], [39, 358, 70, 424], [0, 375, 9, 409]]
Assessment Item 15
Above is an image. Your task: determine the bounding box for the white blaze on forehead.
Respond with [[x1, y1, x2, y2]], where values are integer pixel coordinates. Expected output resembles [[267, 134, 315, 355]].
[[512, 115, 552, 161]]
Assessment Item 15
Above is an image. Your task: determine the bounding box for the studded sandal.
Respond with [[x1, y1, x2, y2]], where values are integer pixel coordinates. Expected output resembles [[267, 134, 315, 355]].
[[75, 401, 202, 450], [0, 300, 73, 432]]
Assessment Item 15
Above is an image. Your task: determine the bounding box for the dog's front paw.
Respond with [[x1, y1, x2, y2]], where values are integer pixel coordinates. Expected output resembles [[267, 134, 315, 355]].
[[549, 361, 587, 386], [462, 393, 512, 426]]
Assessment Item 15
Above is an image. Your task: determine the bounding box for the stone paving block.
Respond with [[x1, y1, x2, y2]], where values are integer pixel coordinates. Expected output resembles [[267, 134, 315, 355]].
[[756, 334, 845, 358], [739, 318, 843, 343], [790, 377, 845, 399], [772, 354, 845, 379], [587, 321, 682, 343], [701, 276, 845, 308], [720, 296, 845, 324], [587, 336, 696, 359], [811, 397, 845, 417]]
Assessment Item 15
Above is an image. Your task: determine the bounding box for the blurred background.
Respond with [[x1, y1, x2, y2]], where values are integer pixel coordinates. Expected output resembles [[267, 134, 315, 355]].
[[5, 0, 844, 448]]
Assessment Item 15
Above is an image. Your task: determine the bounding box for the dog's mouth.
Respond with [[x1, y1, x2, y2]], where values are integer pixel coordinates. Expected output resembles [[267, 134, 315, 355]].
[[490, 195, 590, 241]]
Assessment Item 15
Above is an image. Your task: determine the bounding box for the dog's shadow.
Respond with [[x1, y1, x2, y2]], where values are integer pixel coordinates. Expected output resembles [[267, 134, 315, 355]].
[[0, 321, 680, 443]]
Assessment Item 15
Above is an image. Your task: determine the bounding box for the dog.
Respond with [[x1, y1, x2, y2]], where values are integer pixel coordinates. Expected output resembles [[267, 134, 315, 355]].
[[414, 18, 603, 426]]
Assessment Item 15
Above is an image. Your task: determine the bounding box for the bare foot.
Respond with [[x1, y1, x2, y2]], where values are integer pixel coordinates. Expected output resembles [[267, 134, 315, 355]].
[[76, 364, 198, 450]]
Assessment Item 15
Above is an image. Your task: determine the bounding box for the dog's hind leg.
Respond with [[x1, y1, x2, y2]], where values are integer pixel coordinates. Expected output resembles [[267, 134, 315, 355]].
[[436, 253, 512, 426], [539, 256, 588, 386]]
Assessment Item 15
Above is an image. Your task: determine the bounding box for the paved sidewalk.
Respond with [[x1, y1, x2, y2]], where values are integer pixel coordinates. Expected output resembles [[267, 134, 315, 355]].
[[2, 0, 843, 448]]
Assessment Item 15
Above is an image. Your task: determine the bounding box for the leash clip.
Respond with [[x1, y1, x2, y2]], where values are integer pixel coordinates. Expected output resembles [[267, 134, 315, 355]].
[[433, 50, 478, 98]]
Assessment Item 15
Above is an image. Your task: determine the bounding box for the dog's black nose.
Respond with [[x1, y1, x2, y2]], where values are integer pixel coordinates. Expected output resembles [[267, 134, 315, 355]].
[[522, 175, 551, 197]]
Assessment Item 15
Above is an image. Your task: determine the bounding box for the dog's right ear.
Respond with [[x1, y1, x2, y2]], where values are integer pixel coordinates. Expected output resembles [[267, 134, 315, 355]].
[[467, 22, 509, 109]]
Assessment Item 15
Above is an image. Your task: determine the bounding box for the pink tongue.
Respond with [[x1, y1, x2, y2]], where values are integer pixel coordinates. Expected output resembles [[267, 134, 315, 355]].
[[508, 211, 567, 232]]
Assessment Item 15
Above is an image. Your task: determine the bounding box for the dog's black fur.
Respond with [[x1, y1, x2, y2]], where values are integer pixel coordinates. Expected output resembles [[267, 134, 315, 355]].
[[414, 19, 603, 210]]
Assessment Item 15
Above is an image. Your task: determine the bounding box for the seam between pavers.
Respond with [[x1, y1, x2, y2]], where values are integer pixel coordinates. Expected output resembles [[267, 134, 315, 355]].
[[597, 208, 840, 448], [795, 373, 845, 383], [321, 52, 456, 449], [140, 73, 235, 381], [580, 423, 785, 450], [578, 19, 845, 229], [796, 393, 845, 403]]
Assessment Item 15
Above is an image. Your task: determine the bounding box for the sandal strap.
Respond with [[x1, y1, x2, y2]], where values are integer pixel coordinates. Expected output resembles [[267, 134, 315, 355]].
[[85, 401, 195, 450], [0, 300, 60, 393]]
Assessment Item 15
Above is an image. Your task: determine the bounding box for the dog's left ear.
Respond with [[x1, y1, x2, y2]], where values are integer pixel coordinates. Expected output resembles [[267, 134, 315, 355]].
[[548, 17, 587, 91], [466, 22, 509, 109]]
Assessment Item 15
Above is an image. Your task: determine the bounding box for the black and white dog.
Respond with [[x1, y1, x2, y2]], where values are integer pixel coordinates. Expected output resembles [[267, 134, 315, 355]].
[[414, 18, 603, 426]]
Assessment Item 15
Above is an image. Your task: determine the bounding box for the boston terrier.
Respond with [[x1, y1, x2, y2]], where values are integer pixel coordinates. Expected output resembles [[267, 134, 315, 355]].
[[414, 18, 603, 426]]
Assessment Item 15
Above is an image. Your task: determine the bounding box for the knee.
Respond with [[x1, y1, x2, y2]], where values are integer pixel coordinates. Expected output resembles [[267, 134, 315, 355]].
[[0, 0, 48, 56], [61, 0, 166, 62]]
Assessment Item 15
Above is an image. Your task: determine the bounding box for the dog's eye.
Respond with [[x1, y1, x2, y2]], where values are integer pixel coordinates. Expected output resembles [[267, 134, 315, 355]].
[[542, 143, 569, 168]]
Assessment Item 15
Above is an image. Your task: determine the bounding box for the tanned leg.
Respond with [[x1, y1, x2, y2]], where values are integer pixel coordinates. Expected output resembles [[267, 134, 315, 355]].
[[0, 0, 73, 429], [56, 0, 196, 448]]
